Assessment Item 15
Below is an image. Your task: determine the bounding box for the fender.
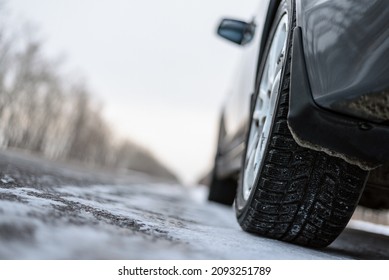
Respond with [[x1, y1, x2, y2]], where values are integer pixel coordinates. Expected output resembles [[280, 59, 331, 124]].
[[296, 0, 389, 123]]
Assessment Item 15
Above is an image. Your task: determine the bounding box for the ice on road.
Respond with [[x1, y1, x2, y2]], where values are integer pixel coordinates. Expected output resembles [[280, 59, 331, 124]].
[[0, 150, 388, 259], [0, 182, 385, 259], [0, 182, 334, 259]]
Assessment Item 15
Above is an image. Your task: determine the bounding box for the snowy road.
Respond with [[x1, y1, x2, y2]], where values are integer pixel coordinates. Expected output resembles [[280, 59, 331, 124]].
[[0, 150, 388, 259]]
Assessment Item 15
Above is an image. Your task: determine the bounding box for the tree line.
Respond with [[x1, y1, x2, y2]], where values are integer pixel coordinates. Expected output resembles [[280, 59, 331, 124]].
[[0, 10, 176, 181]]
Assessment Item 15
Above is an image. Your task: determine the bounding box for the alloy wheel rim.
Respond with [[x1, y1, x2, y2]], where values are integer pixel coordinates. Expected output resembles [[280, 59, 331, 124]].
[[242, 14, 289, 201]]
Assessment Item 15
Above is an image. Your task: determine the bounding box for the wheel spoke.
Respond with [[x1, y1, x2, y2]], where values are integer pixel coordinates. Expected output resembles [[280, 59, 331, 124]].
[[247, 129, 259, 161]]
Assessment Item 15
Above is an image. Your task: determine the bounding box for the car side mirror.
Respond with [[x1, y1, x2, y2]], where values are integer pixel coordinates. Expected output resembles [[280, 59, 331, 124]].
[[217, 18, 255, 46]]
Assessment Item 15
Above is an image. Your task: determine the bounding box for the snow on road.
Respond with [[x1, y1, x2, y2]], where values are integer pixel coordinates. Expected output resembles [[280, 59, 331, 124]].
[[0, 150, 388, 259], [348, 220, 389, 236], [0, 179, 387, 259]]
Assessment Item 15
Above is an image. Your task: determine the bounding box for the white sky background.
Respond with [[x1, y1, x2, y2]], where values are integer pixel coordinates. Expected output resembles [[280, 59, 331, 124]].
[[8, 0, 259, 183]]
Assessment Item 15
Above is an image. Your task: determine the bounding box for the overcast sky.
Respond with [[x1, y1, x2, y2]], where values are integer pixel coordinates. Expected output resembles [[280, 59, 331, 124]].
[[8, 0, 259, 183]]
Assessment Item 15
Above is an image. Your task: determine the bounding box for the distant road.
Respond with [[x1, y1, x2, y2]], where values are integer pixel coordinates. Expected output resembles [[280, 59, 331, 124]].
[[0, 149, 388, 259]]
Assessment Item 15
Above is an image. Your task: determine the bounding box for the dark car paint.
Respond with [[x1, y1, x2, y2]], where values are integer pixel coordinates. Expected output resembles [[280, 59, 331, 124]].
[[217, 0, 389, 178], [297, 0, 389, 123]]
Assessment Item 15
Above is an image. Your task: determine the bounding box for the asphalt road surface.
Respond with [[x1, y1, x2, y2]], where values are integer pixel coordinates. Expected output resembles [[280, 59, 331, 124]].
[[0, 149, 388, 259]]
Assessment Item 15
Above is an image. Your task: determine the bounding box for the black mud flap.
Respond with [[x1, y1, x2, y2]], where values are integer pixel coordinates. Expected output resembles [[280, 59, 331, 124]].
[[288, 27, 389, 169]]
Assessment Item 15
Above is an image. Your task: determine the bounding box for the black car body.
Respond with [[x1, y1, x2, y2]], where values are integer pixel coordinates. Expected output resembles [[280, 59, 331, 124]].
[[210, 0, 389, 247]]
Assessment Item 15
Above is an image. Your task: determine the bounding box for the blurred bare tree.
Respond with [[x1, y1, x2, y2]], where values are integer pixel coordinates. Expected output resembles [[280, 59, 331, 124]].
[[0, 5, 176, 181]]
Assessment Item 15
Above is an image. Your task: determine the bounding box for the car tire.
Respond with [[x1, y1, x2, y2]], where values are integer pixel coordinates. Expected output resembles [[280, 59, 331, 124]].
[[208, 116, 237, 206], [208, 169, 237, 205], [235, 0, 369, 247]]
